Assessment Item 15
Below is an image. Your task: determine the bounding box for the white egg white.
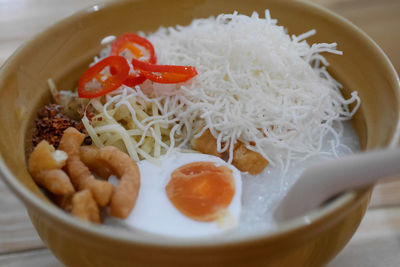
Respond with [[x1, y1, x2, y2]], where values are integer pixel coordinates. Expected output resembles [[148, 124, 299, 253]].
[[111, 151, 242, 238]]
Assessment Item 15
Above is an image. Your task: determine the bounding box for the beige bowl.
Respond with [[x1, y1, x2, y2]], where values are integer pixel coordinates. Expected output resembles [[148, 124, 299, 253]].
[[1, 0, 399, 266]]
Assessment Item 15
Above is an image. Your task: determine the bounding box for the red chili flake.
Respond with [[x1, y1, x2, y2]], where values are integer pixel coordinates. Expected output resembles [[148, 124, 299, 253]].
[[32, 104, 87, 148]]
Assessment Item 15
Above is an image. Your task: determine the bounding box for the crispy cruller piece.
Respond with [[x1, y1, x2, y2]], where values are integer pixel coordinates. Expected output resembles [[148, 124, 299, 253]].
[[191, 129, 222, 157], [59, 127, 113, 206], [53, 191, 100, 224], [71, 189, 100, 223], [191, 130, 269, 175], [52, 194, 73, 213], [232, 142, 269, 175], [28, 140, 74, 195], [80, 145, 111, 179], [97, 146, 140, 219]]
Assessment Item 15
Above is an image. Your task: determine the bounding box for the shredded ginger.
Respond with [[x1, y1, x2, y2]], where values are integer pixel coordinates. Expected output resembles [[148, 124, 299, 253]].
[[84, 10, 360, 167]]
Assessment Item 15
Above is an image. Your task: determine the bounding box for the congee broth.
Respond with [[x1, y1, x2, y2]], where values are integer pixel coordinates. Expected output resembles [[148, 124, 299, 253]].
[[28, 10, 360, 237]]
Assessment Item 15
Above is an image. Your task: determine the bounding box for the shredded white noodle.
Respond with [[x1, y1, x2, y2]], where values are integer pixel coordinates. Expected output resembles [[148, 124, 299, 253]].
[[82, 10, 360, 167]]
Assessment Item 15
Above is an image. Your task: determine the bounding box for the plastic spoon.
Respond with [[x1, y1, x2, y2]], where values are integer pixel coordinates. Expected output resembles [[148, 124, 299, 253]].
[[274, 148, 400, 222]]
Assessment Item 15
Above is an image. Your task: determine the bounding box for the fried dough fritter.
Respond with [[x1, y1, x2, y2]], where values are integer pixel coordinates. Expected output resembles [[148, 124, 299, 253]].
[[28, 140, 74, 195], [97, 146, 140, 219], [191, 129, 222, 157], [71, 189, 100, 224], [191, 130, 269, 175], [59, 127, 113, 207], [80, 145, 111, 180], [232, 142, 268, 175]]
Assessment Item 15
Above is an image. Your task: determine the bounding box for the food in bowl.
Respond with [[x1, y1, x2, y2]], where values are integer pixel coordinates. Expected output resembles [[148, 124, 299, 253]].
[[28, 10, 360, 238], [113, 152, 243, 238]]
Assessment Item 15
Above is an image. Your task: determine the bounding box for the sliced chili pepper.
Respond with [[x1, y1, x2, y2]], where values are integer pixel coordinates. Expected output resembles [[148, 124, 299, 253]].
[[110, 33, 157, 64], [109, 65, 146, 87], [131, 58, 198, 84], [110, 33, 157, 87], [123, 74, 147, 87], [78, 56, 129, 98]]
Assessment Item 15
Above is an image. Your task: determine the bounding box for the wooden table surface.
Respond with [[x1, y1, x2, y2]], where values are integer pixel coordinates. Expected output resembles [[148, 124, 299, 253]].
[[1, 0, 400, 266]]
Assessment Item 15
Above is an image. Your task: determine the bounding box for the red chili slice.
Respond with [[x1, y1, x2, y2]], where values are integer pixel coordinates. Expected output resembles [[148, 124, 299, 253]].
[[111, 33, 157, 64], [109, 67, 146, 87], [78, 56, 129, 98], [131, 58, 198, 84], [110, 33, 157, 87], [123, 74, 147, 87]]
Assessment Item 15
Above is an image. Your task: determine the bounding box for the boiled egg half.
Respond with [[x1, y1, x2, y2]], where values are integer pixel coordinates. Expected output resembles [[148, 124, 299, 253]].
[[111, 151, 242, 238]]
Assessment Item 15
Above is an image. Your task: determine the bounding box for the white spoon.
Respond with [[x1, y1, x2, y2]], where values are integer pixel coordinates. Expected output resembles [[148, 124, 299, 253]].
[[274, 148, 400, 222]]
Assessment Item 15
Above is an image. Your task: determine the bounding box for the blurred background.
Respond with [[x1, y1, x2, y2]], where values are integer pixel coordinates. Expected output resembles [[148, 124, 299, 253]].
[[0, 0, 399, 266]]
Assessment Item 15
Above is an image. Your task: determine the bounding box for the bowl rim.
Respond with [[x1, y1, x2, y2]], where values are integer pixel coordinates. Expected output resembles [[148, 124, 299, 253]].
[[1, 0, 400, 248]]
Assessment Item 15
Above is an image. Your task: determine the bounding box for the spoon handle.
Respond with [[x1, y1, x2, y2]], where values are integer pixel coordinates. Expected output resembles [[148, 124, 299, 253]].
[[275, 148, 400, 221]]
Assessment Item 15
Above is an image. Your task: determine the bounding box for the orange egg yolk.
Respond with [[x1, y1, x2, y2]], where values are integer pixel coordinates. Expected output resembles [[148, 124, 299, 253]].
[[166, 161, 235, 222]]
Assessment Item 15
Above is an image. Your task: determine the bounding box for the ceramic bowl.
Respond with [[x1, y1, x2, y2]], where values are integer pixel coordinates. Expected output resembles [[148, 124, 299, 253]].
[[0, 0, 399, 266]]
